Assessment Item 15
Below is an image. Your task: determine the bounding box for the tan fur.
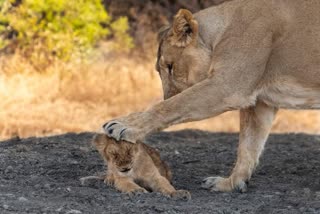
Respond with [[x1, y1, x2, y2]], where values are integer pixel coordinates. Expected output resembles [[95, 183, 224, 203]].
[[170, 9, 199, 47], [91, 134, 191, 199], [103, 0, 320, 192]]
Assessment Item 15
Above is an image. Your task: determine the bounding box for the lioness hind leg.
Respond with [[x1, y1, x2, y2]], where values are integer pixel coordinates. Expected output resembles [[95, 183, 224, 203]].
[[202, 101, 277, 192]]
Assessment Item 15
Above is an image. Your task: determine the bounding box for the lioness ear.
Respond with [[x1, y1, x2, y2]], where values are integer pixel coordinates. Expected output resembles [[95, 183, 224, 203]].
[[170, 9, 198, 47]]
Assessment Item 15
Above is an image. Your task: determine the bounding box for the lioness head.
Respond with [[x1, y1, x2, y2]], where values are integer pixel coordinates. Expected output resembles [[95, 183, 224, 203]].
[[156, 9, 212, 99], [92, 134, 138, 173]]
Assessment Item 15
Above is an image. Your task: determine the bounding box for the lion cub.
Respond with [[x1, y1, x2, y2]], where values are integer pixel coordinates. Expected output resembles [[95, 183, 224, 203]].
[[91, 134, 191, 200]]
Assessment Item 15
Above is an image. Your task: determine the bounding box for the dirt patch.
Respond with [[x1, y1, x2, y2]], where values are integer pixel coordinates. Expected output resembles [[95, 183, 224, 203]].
[[1, 130, 320, 213]]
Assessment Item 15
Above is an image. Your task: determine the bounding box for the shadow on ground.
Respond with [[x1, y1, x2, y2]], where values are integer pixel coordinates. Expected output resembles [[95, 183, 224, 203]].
[[1, 130, 320, 214]]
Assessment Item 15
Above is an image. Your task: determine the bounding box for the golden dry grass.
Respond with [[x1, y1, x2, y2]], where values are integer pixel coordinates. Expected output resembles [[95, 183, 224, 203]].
[[0, 53, 319, 140]]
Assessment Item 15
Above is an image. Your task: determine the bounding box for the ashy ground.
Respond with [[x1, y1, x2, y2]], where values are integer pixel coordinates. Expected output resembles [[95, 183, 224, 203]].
[[0, 130, 320, 214]]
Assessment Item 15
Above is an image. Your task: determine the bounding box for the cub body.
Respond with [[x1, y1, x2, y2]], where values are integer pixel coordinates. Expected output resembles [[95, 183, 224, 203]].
[[92, 134, 190, 199]]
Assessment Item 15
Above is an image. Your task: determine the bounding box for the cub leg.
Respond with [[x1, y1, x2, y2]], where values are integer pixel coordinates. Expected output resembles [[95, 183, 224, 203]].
[[104, 173, 115, 186], [149, 175, 191, 200], [202, 101, 277, 192], [113, 176, 147, 195]]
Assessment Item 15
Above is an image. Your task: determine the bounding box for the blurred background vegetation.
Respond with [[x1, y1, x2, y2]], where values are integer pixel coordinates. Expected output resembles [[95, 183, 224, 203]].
[[0, 0, 319, 140], [0, 0, 132, 68]]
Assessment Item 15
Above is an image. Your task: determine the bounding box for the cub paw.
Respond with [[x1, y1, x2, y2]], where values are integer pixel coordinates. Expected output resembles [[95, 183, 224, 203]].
[[171, 190, 191, 200], [104, 177, 114, 186], [126, 188, 148, 197]]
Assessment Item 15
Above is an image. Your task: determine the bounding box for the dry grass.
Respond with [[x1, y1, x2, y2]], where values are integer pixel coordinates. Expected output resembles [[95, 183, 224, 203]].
[[0, 53, 320, 141]]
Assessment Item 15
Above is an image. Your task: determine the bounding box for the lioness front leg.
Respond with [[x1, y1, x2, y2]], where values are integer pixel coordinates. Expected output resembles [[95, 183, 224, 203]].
[[103, 77, 262, 143], [202, 101, 277, 192]]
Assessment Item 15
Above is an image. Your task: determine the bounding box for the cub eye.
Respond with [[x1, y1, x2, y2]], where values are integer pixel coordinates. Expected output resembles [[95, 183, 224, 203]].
[[120, 167, 131, 173], [167, 64, 173, 75]]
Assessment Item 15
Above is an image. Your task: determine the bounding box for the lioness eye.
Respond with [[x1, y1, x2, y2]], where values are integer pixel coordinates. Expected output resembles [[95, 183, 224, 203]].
[[167, 64, 173, 75]]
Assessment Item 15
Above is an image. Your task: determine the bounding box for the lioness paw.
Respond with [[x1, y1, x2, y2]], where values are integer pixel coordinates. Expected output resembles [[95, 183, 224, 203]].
[[201, 176, 247, 193], [103, 112, 159, 143], [171, 190, 191, 201], [103, 121, 129, 142], [103, 120, 149, 143]]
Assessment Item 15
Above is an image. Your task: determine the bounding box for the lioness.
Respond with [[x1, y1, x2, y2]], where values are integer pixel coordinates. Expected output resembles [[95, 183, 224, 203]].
[[103, 0, 320, 192], [87, 134, 191, 199]]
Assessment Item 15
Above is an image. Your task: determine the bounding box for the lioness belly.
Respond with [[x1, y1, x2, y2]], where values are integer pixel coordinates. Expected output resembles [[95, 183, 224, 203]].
[[259, 81, 320, 109]]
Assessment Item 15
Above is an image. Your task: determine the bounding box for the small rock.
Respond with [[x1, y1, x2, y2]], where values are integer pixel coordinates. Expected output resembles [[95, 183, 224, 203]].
[[223, 196, 231, 203], [4, 166, 14, 174], [18, 197, 28, 202], [79, 146, 90, 152], [306, 208, 316, 212], [303, 188, 311, 196], [55, 207, 63, 212], [174, 150, 180, 155], [15, 145, 29, 152], [66, 209, 82, 214], [154, 206, 165, 212], [44, 183, 54, 189], [3, 204, 9, 210], [299, 207, 306, 212], [315, 191, 320, 199]]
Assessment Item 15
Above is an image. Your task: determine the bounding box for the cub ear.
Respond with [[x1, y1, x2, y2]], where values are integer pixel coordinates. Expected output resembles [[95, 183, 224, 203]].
[[106, 144, 118, 159], [170, 9, 198, 47]]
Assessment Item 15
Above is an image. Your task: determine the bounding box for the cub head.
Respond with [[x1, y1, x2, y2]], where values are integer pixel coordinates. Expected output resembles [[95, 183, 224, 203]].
[[92, 134, 138, 173], [156, 9, 212, 99]]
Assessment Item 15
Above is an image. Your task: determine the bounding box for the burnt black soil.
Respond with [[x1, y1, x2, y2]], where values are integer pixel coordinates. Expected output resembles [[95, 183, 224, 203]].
[[1, 130, 320, 214]]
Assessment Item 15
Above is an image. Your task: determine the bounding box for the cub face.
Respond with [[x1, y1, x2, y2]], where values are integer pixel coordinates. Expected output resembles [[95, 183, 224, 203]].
[[92, 134, 138, 173]]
